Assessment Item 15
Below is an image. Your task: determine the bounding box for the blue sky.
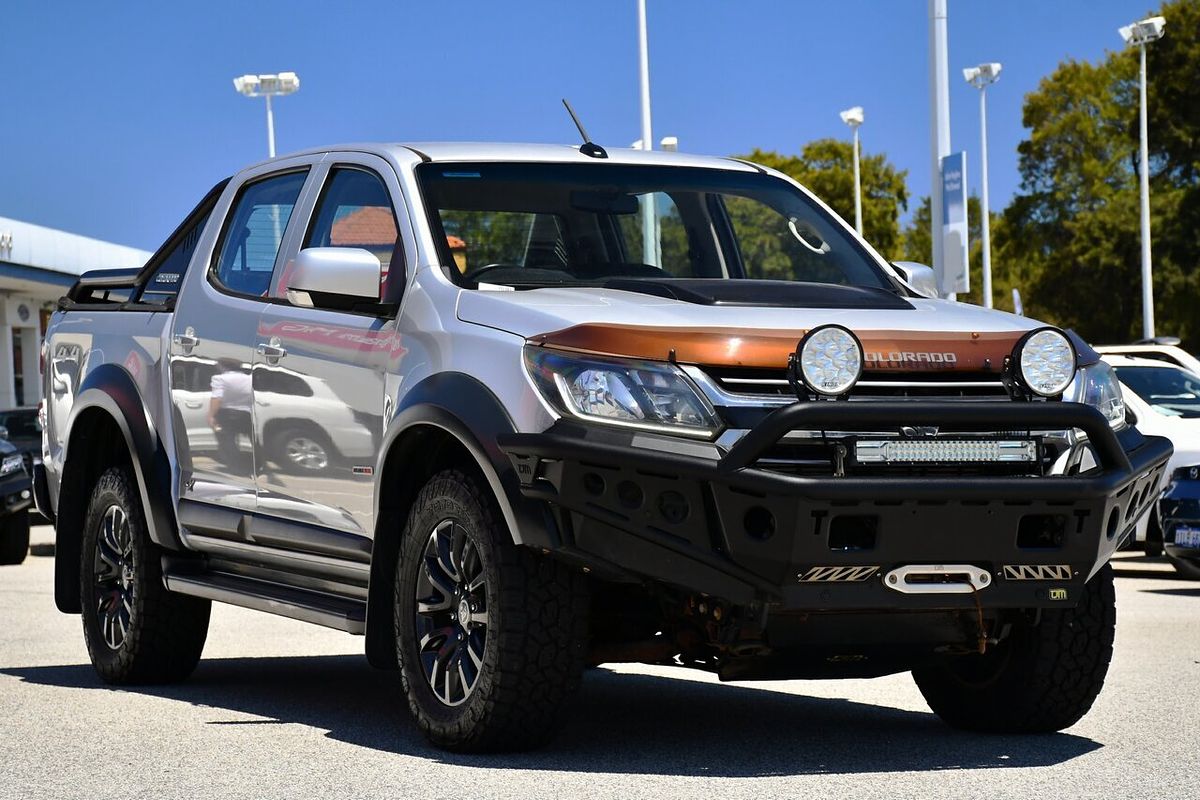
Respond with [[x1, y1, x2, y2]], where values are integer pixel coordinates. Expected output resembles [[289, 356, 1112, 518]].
[[0, 0, 1156, 251]]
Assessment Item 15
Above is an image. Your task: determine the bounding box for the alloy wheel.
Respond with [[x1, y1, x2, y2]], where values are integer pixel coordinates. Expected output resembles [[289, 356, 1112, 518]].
[[92, 504, 134, 651], [413, 519, 489, 706]]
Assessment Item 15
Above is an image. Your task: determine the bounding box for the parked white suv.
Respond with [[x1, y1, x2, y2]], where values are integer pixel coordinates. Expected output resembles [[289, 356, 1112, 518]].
[[1097, 340, 1200, 376], [1103, 354, 1200, 557]]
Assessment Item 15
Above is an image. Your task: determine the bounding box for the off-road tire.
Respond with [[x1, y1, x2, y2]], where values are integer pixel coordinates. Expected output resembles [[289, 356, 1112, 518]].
[[913, 562, 1115, 733], [1167, 554, 1200, 580], [80, 466, 211, 684], [394, 469, 588, 752], [0, 513, 30, 565]]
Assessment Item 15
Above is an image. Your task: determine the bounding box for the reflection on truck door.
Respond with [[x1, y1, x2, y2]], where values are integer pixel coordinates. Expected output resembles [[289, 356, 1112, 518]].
[[168, 168, 309, 511]]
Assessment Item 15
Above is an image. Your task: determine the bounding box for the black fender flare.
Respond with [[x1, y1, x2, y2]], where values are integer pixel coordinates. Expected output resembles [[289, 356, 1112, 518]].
[[55, 364, 179, 613], [64, 363, 180, 550], [373, 372, 558, 550], [363, 373, 559, 669]]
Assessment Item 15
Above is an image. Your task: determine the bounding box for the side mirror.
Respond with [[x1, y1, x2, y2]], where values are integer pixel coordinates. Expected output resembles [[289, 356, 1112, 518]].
[[287, 248, 382, 310], [0, 426, 8, 441], [891, 261, 939, 299]]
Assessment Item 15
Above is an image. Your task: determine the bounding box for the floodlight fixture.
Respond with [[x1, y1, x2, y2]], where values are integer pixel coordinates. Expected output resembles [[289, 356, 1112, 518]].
[[234, 72, 300, 98], [1119, 16, 1166, 45], [963, 62, 1002, 88], [232, 71, 300, 158]]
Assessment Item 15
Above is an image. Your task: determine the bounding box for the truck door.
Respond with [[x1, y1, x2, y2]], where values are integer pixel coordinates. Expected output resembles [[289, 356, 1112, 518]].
[[169, 166, 312, 512], [252, 158, 411, 537]]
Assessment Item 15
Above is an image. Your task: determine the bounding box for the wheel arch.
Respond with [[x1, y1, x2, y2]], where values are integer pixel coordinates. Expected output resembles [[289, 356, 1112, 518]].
[[363, 372, 560, 669], [54, 364, 178, 613]]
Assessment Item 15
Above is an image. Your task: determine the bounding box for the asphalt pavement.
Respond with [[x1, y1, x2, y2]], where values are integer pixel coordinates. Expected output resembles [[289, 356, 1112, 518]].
[[2, 524, 1198, 799]]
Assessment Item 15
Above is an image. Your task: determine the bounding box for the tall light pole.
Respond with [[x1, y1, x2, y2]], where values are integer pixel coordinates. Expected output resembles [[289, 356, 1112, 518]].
[[964, 62, 1001, 308], [1119, 16, 1166, 340], [929, 0, 952, 299], [233, 72, 300, 158], [635, 0, 657, 266], [839, 107, 864, 236]]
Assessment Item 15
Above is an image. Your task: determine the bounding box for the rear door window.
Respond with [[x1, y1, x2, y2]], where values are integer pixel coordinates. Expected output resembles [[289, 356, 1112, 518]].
[[212, 171, 308, 298], [138, 211, 211, 304]]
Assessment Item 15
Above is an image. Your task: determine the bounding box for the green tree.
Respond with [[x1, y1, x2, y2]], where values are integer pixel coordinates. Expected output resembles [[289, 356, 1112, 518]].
[[737, 141, 909, 259], [1000, 0, 1200, 346]]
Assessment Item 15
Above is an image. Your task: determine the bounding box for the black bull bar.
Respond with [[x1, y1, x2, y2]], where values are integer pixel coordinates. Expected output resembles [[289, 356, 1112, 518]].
[[500, 401, 1172, 609]]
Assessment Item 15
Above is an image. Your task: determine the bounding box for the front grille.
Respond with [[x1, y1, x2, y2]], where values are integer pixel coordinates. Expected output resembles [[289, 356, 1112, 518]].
[[21, 453, 33, 476], [703, 366, 1009, 401], [697, 366, 1060, 479]]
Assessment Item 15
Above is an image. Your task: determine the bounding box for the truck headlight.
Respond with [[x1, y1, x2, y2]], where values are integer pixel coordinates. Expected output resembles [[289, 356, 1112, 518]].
[[524, 348, 721, 438], [0, 454, 24, 477], [1066, 362, 1126, 429], [1017, 328, 1077, 397]]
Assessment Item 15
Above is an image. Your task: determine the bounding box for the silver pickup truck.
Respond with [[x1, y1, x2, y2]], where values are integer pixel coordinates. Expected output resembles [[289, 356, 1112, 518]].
[[36, 142, 1171, 752]]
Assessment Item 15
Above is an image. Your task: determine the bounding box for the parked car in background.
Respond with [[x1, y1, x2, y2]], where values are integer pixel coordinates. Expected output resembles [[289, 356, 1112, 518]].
[[1103, 355, 1200, 561], [1097, 338, 1200, 376], [0, 435, 32, 565], [1159, 467, 1200, 579], [0, 407, 43, 457], [0, 406, 47, 524]]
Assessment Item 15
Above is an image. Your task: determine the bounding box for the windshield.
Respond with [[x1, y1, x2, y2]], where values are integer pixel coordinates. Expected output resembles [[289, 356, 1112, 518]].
[[416, 163, 895, 290], [1113, 365, 1200, 418]]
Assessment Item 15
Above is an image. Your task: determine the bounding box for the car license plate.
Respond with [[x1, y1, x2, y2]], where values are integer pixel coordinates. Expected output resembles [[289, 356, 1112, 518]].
[[1175, 525, 1200, 548]]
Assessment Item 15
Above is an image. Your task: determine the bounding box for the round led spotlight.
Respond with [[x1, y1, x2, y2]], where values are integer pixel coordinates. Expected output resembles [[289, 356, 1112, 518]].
[[1017, 328, 1077, 397], [798, 325, 863, 397]]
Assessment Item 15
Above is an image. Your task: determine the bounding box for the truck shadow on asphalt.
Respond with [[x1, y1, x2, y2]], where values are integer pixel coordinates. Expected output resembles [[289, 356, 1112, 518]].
[[1, 657, 1100, 776]]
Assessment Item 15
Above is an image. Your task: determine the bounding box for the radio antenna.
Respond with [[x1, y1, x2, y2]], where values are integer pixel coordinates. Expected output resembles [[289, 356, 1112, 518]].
[[562, 98, 607, 159]]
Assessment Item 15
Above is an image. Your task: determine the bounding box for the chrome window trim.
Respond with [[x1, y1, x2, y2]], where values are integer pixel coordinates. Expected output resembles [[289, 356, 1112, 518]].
[[683, 365, 1010, 408]]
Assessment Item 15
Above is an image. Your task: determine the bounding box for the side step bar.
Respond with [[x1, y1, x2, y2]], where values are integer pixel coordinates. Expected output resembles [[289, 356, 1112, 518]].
[[163, 572, 366, 634]]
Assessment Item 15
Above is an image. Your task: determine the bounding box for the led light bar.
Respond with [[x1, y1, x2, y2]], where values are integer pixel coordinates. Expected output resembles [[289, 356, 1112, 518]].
[[855, 439, 1037, 464]]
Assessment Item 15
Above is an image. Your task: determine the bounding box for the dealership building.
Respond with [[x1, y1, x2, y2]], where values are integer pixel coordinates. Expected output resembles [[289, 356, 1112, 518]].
[[0, 216, 150, 408]]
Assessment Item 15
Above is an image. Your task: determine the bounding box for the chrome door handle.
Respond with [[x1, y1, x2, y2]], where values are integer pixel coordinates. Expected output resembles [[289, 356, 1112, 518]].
[[173, 327, 199, 351], [256, 342, 287, 363]]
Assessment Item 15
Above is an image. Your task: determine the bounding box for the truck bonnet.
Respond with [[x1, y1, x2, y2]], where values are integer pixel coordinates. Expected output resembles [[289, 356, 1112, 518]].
[[457, 283, 1044, 373]]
